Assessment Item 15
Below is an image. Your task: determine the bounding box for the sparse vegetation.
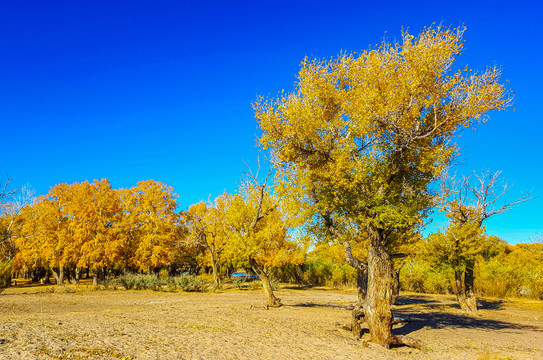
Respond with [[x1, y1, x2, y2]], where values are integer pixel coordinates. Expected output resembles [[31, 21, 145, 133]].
[[119, 273, 209, 292]]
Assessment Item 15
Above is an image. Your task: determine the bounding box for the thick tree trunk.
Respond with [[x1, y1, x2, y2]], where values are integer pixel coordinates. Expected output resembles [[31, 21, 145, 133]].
[[211, 260, 220, 289], [455, 266, 477, 312], [364, 228, 426, 348], [390, 261, 405, 305], [31, 269, 41, 283], [356, 267, 368, 304], [464, 265, 477, 311], [260, 271, 282, 308], [52, 267, 64, 286], [365, 229, 398, 347]]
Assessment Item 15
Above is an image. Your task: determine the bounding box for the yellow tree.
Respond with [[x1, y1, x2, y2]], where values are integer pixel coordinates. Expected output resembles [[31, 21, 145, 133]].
[[255, 26, 509, 347], [13, 192, 69, 285], [63, 180, 124, 284], [185, 193, 231, 289], [120, 180, 180, 273], [225, 174, 305, 307]]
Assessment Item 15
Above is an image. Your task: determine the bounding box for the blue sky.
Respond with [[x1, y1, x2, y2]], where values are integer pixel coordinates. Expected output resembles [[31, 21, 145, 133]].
[[1, 1, 541, 243]]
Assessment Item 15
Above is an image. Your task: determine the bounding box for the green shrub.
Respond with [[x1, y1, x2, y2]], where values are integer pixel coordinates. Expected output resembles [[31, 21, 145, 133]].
[[169, 274, 209, 292], [233, 277, 246, 289], [399, 260, 452, 294], [329, 264, 356, 287], [476, 260, 520, 298], [400, 261, 426, 293], [302, 261, 332, 286], [119, 273, 209, 292]]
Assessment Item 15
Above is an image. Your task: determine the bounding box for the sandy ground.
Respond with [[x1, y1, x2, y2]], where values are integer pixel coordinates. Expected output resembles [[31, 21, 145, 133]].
[[0, 284, 542, 360]]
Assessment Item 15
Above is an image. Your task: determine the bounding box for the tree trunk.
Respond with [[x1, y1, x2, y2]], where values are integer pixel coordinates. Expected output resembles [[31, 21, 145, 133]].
[[93, 268, 102, 286], [71, 267, 80, 285], [342, 240, 368, 335], [251, 261, 281, 308], [44, 268, 51, 284], [351, 302, 365, 339], [211, 260, 220, 289], [31, 269, 41, 283], [364, 227, 410, 348], [390, 261, 405, 305], [464, 265, 477, 311], [356, 265, 368, 304], [365, 235, 395, 346], [52, 267, 64, 286], [455, 266, 477, 312]]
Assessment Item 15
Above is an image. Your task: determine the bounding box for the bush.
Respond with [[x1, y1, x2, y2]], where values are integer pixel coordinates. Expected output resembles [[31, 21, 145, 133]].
[[168, 275, 209, 292], [119, 273, 209, 292], [400, 261, 452, 294], [329, 264, 356, 287], [233, 277, 246, 289], [302, 261, 332, 286]]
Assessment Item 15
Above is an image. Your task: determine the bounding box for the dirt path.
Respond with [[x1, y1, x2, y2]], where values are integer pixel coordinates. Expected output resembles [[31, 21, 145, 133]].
[[0, 286, 542, 359]]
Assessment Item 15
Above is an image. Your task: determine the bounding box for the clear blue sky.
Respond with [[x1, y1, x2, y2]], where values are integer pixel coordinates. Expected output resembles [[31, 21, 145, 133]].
[[1, 1, 541, 244]]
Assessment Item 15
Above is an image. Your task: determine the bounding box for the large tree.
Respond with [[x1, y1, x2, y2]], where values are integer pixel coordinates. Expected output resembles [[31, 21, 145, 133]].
[[120, 180, 180, 274], [255, 26, 509, 347]]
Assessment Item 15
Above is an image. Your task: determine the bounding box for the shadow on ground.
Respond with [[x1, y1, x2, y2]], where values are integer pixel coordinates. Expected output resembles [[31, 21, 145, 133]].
[[392, 309, 542, 336], [288, 301, 351, 310]]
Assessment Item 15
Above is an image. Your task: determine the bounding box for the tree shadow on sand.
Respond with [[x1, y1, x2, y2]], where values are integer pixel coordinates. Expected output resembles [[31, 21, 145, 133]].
[[391, 296, 542, 336], [289, 302, 351, 310], [395, 294, 506, 311]]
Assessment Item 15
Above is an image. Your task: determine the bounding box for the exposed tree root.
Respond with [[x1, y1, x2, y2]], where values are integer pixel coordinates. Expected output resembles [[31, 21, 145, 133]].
[[383, 335, 424, 350], [266, 296, 282, 309]]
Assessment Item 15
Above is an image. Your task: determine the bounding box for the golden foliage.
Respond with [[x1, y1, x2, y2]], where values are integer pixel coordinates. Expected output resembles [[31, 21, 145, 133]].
[[255, 25, 509, 237]]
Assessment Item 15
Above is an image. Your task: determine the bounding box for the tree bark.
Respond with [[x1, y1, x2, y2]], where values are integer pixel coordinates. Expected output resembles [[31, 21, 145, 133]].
[[390, 261, 405, 305], [71, 267, 80, 285], [351, 302, 365, 339], [363, 227, 416, 348], [464, 265, 477, 311], [93, 268, 102, 286], [365, 229, 396, 347], [455, 265, 477, 312], [251, 261, 281, 308], [52, 267, 64, 286], [211, 259, 221, 289], [343, 240, 368, 335], [356, 267, 368, 304]]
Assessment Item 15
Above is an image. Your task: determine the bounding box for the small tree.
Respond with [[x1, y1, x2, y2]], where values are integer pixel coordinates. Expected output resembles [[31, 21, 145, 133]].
[[436, 170, 531, 311], [225, 172, 305, 307], [185, 193, 231, 289]]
